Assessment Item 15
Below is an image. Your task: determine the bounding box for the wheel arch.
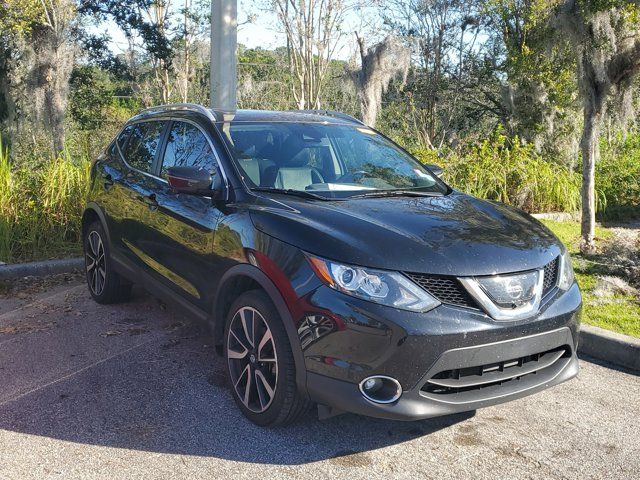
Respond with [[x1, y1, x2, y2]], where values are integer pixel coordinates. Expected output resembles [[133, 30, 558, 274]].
[[82, 203, 112, 248], [212, 263, 309, 399]]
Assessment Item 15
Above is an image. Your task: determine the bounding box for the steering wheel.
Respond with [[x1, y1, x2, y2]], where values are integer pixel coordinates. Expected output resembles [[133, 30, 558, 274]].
[[335, 170, 371, 184]]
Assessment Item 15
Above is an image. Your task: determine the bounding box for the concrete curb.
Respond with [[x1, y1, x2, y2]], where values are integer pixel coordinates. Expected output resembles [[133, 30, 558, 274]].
[[0, 257, 84, 281], [579, 324, 640, 372], [531, 212, 580, 222]]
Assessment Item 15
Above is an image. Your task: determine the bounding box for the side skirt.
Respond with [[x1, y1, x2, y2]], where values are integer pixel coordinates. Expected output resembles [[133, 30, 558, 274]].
[[111, 252, 210, 324]]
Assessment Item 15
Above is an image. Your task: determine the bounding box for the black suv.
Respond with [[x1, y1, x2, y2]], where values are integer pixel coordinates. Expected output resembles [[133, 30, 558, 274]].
[[83, 104, 581, 426]]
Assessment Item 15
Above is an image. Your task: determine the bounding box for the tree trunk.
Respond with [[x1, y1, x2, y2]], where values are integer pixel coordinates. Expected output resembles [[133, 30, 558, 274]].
[[579, 101, 600, 254], [0, 49, 15, 128], [30, 26, 74, 153]]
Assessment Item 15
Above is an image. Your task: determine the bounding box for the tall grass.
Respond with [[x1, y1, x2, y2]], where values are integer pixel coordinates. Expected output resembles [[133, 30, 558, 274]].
[[0, 142, 90, 263], [0, 138, 13, 260], [412, 127, 582, 213]]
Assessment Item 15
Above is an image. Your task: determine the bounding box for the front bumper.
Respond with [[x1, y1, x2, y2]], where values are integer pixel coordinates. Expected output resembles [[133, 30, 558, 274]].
[[307, 326, 579, 420], [301, 282, 581, 420]]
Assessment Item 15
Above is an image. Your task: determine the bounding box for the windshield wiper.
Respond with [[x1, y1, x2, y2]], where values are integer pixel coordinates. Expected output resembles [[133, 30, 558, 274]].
[[349, 190, 445, 199], [251, 187, 330, 201]]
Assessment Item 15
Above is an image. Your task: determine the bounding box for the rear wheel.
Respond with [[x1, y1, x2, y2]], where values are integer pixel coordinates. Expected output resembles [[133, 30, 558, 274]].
[[224, 290, 309, 426], [84, 222, 132, 304]]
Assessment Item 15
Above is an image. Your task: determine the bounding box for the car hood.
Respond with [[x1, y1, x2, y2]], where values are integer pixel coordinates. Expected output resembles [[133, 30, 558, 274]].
[[247, 191, 562, 276]]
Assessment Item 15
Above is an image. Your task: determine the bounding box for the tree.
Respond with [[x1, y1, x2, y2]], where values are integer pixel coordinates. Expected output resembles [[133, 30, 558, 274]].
[[30, 0, 77, 152], [174, 0, 210, 103], [483, 0, 579, 161], [79, 0, 175, 104], [272, 0, 350, 109], [237, 46, 293, 110], [382, 0, 482, 148], [0, 0, 76, 151], [556, 0, 640, 253], [351, 34, 410, 126]]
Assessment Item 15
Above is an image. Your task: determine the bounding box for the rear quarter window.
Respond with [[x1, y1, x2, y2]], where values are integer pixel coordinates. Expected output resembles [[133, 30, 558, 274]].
[[123, 121, 166, 173], [117, 125, 134, 151]]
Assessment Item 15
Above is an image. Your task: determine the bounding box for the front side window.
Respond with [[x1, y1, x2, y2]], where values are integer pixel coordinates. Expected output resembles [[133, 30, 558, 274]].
[[161, 121, 217, 178], [218, 122, 447, 198], [124, 121, 165, 173]]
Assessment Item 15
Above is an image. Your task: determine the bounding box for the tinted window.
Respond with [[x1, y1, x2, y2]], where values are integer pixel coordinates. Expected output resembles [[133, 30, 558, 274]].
[[161, 122, 217, 178], [124, 122, 166, 173], [117, 125, 133, 151]]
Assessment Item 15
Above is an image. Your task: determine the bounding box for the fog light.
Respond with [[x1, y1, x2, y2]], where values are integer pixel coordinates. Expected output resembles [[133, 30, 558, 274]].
[[359, 375, 402, 404], [363, 378, 382, 392]]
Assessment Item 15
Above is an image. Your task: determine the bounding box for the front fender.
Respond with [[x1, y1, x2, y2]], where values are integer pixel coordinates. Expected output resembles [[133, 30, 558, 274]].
[[212, 263, 309, 399]]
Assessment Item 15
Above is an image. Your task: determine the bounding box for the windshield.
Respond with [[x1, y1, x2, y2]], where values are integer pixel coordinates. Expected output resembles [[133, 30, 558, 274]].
[[218, 121, 448, 198]]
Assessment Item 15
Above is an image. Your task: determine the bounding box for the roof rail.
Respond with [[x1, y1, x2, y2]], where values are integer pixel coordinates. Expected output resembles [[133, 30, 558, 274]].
[[135, 103, 220, 122], [294, 109, 364, 125]]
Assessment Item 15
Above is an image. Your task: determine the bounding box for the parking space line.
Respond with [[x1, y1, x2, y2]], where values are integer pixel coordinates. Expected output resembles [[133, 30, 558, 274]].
[[0, 335, 161, 407]]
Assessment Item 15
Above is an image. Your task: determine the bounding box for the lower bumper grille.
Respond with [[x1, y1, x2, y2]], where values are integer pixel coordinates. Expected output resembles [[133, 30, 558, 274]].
[[422, 346, 571, 398]]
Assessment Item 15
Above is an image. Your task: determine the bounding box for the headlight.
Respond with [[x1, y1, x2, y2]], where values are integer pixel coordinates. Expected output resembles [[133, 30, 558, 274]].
[[307, 255, 440, 312], [558, 250, 575, 291]]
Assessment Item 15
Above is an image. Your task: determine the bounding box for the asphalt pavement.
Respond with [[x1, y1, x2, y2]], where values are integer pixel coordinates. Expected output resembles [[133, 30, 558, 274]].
[[0, 275, 638, 479]]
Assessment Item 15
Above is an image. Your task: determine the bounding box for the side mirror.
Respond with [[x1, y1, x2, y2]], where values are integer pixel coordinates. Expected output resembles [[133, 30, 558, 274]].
[[167, 166, 217, 196], [426, 164, 444, 178]]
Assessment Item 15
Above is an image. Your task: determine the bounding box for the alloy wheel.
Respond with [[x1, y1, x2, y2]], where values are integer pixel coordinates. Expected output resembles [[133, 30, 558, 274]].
[[227, 306, 278, 413], [86, 231, 106, 296]]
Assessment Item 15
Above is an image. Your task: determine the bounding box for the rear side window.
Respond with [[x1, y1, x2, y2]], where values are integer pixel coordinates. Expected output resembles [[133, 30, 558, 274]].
[[123, 121, 166, 173], [161, 121, 217, 178]]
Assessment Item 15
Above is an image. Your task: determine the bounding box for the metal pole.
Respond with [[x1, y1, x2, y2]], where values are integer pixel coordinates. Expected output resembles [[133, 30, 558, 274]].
[[210, 0, 237, 110]]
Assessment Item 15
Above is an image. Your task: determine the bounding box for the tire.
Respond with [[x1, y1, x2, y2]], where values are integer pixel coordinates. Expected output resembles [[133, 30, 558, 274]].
[[83, 221, 132, 304], [224, 289, 309, 426]]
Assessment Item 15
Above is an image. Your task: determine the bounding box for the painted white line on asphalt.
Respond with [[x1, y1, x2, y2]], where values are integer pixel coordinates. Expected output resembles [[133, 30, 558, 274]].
[[0, 335, 161, 407]]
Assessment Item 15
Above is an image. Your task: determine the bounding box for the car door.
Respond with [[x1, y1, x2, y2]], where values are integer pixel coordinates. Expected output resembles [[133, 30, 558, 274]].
[[95, 124, 135, 261], [148, 119, 226, 309], [111, 120, 169, 270]]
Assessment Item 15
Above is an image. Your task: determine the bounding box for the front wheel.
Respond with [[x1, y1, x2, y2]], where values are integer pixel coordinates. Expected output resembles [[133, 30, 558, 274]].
[[224, 290, 309, 426]]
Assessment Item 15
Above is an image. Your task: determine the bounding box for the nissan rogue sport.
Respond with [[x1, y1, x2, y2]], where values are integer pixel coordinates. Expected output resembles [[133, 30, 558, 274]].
[[82, 104, 581, 426]]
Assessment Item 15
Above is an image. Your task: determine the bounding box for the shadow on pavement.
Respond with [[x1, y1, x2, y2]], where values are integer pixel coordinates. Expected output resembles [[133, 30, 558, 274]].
[[0, 286, 472, 465]]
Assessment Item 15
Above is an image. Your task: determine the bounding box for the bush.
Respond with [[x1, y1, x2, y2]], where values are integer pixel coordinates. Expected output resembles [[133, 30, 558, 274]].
[[411, 127, 581, 213], [0, 140, 89, 263], [597, 133, 640, 219]]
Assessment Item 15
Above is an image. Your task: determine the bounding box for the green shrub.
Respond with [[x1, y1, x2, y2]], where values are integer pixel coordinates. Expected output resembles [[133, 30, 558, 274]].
[[597, 133, 640, 219], [412, 127, 581, 213], [0, 142, 89, 263]]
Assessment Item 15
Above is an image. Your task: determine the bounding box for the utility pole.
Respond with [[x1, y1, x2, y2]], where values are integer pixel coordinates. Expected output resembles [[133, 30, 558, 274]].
[[210, 0, 237, 110]]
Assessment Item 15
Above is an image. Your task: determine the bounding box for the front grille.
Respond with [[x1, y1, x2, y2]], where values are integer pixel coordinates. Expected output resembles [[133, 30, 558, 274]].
[[421, 346, 570, 397], [543, 256, 559, 296], [404, 273, 478, 309], [408, 256, 559, 312]]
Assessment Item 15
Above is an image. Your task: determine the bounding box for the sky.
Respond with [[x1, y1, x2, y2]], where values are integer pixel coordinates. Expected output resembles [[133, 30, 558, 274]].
[[90, 1, 380, 63]]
